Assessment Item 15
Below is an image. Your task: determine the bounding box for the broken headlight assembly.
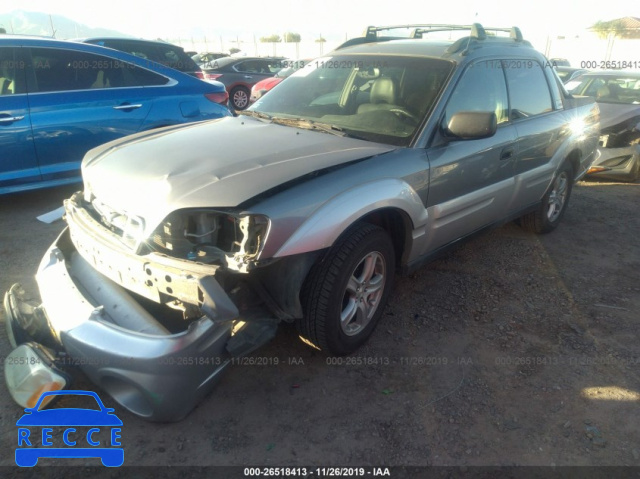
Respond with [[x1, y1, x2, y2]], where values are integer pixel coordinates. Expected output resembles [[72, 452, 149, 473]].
[[599, 120, 640, 148], [146, 210, 271, 273]]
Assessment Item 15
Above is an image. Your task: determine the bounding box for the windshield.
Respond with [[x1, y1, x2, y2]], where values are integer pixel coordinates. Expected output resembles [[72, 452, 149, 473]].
[[566, 75, 640, 104], [249, 55, 453, 146]]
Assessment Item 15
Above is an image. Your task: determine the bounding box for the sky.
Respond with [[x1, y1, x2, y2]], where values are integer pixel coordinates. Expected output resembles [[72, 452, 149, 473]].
[[1, 0, 637, 42]]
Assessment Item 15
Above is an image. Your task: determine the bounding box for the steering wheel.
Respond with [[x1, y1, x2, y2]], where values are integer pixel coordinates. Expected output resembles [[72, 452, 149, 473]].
[[390, 108, 419, 125]]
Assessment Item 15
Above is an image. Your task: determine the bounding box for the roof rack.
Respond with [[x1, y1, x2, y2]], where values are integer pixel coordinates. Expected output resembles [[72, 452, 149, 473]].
[[364, 23, 523, 41], [334, 23, 525, 51]]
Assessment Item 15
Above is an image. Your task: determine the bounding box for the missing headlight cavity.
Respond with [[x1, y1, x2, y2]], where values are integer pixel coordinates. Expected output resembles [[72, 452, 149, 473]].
[[148, 210, 269, 271], [600, 118, 640, 148]]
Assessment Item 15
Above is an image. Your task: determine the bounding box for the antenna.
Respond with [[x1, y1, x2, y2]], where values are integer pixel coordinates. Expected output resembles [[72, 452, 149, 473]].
[[49, 14, 56, 38]]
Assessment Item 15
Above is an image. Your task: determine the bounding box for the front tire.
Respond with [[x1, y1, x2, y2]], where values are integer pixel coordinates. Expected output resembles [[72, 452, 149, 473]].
[[298, 223, 395, 355], [520, 160, 573, 234]]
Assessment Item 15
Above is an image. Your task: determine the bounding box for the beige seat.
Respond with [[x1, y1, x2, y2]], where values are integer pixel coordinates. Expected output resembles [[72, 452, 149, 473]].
[[91, 70, 111, 89], [0, 65, 14, 95], [357, 77, 401, 113], [596, 86, 610, 100], [0, 78, 13, 95]]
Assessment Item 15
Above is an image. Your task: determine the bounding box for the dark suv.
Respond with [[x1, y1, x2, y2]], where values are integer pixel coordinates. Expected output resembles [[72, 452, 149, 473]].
[[5, 24, 599, 421], [80, 38, 204, 79]]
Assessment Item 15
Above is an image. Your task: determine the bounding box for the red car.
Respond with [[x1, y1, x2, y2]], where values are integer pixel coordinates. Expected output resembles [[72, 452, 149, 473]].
[[250, 59, 311, 104], [203, 57, 285, 110]]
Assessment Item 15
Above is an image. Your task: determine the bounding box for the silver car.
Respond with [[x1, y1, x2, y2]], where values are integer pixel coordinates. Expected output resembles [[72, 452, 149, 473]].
[[566, 71, 640, 182], [4, 23, 600, 421]]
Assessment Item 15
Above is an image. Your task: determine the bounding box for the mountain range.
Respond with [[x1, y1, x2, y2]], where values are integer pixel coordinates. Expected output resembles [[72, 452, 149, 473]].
[[0, 10, 128, 39]]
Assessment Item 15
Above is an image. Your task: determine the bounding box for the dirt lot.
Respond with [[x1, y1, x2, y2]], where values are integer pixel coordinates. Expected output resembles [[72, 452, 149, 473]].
[[0, 178, 639, 473]]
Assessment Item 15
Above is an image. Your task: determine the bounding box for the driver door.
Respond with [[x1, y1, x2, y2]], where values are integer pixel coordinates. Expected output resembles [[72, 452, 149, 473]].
[[423, 60, 518, 252]]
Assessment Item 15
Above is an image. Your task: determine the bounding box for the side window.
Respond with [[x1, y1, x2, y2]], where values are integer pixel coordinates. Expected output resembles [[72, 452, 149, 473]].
[[504, 61, 553, 120], [256, 60, 272, 74], [583, 78, 606, 97], [0, 47, 17, 95], [106, 41, 150, 60], [234, 61, 250, 73], [160, 47, 180, 63], [244, 61, 261, 73], [29, 48, 168, 93], [444, 61, 509, 126], [157, 46, 197, 73]]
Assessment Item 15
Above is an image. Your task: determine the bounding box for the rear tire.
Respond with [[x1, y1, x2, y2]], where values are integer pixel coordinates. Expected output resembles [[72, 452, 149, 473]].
[[230, 86, 250, 110], [298, 223, 395, 355], [520, 160, 573, 234]]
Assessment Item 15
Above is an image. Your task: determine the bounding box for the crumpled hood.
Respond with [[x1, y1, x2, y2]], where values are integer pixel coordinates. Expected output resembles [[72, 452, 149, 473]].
[[598, 102, 640, 130], [82, 116, 394, 234]]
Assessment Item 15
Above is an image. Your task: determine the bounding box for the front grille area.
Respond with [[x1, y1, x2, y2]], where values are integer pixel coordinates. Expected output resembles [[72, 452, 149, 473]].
[[89, 198, 145, 251]]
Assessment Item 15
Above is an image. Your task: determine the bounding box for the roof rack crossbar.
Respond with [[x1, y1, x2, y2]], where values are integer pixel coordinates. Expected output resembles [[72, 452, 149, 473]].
[[335, 23, 526, 52], [364, 23, 524, 41]]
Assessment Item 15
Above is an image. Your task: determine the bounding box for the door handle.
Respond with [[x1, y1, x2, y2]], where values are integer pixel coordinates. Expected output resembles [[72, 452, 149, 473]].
[[500, 148, 514, 161], [0, 115, 25, 124], [243, 75, 253, 79], [113, 104, 142, 111]]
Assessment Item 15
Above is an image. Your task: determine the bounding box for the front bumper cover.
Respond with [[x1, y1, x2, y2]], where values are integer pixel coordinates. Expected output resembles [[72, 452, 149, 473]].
[[587, 145, 640, 181], [4, 222, 277, 421]]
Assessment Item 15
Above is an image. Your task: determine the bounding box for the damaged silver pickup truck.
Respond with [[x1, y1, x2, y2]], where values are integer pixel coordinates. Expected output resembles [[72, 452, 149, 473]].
[[4, 24, 600, 421]]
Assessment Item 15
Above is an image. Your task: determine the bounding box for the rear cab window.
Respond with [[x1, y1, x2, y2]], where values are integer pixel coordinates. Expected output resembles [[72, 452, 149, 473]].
[[503, 60, 553, 120]]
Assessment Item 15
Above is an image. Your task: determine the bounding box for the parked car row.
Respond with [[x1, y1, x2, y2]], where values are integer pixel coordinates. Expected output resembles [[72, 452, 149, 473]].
[[551, 64, 640, 182], [565, 71, 640, 182], [554, 66, 589, 83], [0, 35, 232, 194], [3, 23, 601, 421], [250, 59, 311, 105], [192, 51, 229, 68], [80, 37, 205, 79], [202, 56, 286, 110]]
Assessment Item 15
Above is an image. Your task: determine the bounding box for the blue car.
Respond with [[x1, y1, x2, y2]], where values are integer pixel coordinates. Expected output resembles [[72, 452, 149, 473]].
[[0, 35, 231, 194], [16, 390, 124, 467]]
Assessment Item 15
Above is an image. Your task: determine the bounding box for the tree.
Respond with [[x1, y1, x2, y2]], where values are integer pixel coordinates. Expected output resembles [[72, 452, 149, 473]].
[[260, 34, 282, 43], [315, 36, 326, 43], [229, 47, 241, 54], [590, 19, 640, 39], [283, 32, 301, 42]]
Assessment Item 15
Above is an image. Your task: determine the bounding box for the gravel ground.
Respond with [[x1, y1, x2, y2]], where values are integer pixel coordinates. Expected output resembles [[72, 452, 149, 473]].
[[0, 178, 638, 474]]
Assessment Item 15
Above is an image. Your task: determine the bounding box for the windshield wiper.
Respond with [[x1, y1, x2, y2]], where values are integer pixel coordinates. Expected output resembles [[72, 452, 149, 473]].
[[236, 110, 273, 121], [270, 117, 349, 137]]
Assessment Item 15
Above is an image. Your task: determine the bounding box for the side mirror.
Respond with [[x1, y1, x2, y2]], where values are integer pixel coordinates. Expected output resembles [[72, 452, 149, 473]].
[[445, 111, 497, 140]]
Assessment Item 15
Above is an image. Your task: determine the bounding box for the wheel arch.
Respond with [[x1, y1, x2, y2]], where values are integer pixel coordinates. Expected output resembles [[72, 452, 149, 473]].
[[258, 208, 414, 321], [272, 178, 426, 264], [354, 208, 413, 270], [260, 179, 424, 321], [565, 148, 582, 181]]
